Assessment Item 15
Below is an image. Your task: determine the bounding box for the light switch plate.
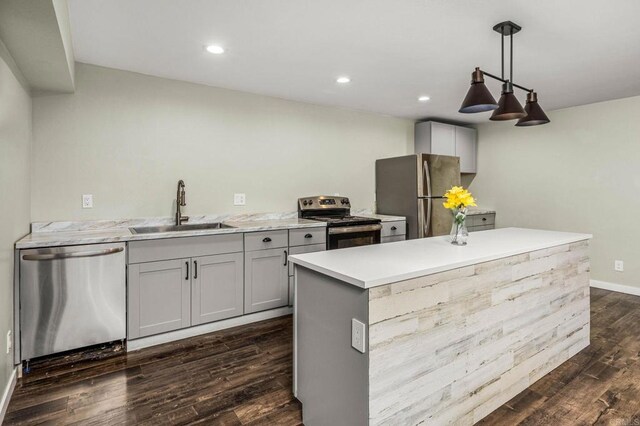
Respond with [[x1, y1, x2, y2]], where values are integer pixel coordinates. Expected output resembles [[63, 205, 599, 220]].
[[234, 193, 246, 206], [82, 194, 93, 208], [6, 330, 11, 354], [351, 318, 366, 353]]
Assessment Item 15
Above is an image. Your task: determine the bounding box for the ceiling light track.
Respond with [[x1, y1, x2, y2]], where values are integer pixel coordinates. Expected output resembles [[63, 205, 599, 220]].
[[459, 21, 550, 127]]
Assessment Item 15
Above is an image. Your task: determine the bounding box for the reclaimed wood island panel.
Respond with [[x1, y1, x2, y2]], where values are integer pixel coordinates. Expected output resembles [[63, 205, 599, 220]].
[[290, 228, 592, 425]]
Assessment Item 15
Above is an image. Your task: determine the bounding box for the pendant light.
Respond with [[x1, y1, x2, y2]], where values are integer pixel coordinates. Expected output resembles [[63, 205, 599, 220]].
[[490, 82, 526, 121], [515, 91, 550, 126], [459, 68, 498, 113], [459, 21, 550, 127]]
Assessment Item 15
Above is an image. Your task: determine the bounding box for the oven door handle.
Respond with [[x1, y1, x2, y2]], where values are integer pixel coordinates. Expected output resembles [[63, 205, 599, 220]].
[[328, 224, 382, 235]]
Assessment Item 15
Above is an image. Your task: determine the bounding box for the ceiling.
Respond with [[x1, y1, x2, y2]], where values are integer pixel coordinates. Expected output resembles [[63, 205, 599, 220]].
[[68, 0, 640, 122], [0, 0, 75, 93]]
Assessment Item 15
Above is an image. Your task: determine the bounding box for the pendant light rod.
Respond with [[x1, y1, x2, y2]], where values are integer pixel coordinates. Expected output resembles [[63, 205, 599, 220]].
[[501, 34, 504, 79], [510, 33, 513, 83], [478, 69, 533, 93]]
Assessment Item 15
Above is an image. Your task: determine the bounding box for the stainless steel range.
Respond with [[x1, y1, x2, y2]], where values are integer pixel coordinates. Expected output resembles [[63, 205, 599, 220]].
[[298, 196, 382, 250]]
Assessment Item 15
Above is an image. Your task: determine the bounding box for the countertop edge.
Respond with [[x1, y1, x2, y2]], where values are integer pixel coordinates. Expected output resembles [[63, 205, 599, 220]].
[[15, 221, 327, 249], [289, 229, 592, 289]]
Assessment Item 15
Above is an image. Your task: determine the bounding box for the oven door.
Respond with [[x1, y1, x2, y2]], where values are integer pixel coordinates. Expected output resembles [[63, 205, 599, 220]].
[[327, 224, 382, 250]]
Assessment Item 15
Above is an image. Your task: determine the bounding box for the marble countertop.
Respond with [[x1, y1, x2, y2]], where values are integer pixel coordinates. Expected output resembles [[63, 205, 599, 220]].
[[289, 227, 592, 289], [16, 218, 325, 249], [356, 213, 406, 222]]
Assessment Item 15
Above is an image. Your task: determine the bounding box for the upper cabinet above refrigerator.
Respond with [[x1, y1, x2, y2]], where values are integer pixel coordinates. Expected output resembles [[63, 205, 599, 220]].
[[414, 121, 477, 174]]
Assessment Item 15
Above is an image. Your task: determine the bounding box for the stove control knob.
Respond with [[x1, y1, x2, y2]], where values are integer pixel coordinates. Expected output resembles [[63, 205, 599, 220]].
[[308, 199, 313, 204], [303, 200, 308, 206], [342, 198, 349, 204]]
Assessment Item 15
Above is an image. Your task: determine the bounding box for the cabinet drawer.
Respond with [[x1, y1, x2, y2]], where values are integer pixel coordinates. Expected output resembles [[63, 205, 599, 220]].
[[289, 227, 326, 247], [381, 221, 406, 237], [468, 214, 495, 227], [468, 224, 495, 233], [244, 230, 288, 251], [382, 235, 406, 244], [128, 233, 243, 264], [288, 243, 326, 276]]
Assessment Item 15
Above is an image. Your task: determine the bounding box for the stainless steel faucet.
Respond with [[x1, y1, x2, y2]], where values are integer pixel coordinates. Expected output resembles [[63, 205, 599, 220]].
[[176, 180, 189, 226]]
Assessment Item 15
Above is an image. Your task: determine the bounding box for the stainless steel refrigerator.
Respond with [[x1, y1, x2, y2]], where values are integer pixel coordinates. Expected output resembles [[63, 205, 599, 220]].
[[376, 154, 461, 239]]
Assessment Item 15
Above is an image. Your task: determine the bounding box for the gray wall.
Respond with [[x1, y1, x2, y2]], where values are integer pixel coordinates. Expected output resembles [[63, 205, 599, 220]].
[[0, 42, 31, 408], [31, 63, 413, 221], [469, 95, 640, 288]]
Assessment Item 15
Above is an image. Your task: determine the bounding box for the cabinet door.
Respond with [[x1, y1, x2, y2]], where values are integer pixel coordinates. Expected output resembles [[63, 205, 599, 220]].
[[455, 126, 477, 173], [430, 122, 456, 156], [245, 248, 288, 314], [128, 259, 191, 339], [191, 253, 244, 325]]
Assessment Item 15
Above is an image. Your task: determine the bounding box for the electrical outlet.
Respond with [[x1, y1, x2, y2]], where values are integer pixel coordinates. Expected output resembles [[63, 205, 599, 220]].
[[233, 193, 246, 206], [615, 260, 624, 272], [82, 194, 93, 208], [6, 330, 11, 354], [351, 318, 366, 353]]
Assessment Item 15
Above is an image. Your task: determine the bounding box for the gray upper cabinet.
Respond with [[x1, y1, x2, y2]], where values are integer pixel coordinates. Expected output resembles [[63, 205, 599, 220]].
[[454, 126, 477, 174], [191, 253, 244, 326], [414, 121, 478, 173], [128, 258, 191, 339], [429, 122, 456, 156], [244, 247, 288, 314]]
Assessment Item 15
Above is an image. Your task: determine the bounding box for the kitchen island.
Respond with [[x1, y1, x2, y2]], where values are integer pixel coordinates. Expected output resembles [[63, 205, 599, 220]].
[[289, 228, 592, 425]]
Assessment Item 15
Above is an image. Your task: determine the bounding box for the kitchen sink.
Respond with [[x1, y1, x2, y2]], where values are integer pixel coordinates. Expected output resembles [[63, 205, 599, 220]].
[[129, 223, 235, 234]]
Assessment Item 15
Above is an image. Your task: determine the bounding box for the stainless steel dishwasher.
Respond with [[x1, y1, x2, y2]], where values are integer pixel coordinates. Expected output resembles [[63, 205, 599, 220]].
[[19, 242, 126, 361]]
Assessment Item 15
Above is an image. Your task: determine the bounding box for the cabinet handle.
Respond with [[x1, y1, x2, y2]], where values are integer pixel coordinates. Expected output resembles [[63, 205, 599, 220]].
[[185, 261, 189, 280], [304, 233, 313, 239], [263, 237, 272, 243], [193, 260, 198, 279], [391, 226, 397, 231], [284, 250, 288, 266], [482, 217, 487, 222]]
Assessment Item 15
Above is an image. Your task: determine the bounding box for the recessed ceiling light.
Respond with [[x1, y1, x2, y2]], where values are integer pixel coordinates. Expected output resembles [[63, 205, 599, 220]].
[[206, 45, 225, 54], [418, 96, 431, 102], [336, 76, 351, 84]]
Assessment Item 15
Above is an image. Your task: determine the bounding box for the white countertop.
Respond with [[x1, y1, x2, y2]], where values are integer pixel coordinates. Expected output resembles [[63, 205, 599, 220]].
[[15, 218, 325, 249], [289, 227, 592, 288]]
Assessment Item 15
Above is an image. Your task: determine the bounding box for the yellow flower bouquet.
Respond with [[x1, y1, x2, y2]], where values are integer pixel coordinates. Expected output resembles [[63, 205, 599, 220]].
[[443, 186, 476, 245]]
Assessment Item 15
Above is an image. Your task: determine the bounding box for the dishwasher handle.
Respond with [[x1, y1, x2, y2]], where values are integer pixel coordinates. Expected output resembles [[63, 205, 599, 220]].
[[22, 247, 124, 261]]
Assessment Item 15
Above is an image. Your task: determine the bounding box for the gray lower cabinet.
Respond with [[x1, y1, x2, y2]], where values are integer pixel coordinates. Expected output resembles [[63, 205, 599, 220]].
[[128, 258, 191, 339], [244, 248, 288, 314], [381, 235, 406, 243], [191, 253, 244, 326]]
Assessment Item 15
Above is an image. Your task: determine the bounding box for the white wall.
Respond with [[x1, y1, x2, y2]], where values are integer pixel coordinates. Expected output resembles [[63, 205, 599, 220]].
[[0, 42, 31, 414], [470, 95, 640, 288], [31, 63, 413, 221]]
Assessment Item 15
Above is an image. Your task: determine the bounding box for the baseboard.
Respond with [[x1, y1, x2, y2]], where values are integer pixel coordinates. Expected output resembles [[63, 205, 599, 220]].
[[127, 307, 293, 351], [590, 280, 640, 297], [0, 367, 17, 425]]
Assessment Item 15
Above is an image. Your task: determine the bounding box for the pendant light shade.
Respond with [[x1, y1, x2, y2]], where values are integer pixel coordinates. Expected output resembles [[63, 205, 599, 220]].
[[489, 82, 526, 121], [515, 92, 550, 126], [459, 68, 499, 113]]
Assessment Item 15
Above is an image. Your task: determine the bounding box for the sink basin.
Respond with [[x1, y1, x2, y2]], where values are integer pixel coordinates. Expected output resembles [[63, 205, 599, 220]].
[[130, 223, 235, 234]]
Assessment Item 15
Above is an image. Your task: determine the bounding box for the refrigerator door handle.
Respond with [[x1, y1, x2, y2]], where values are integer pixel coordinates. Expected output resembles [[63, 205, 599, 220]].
[[424, 160, 432, 198], [425, 197, 432, 237]]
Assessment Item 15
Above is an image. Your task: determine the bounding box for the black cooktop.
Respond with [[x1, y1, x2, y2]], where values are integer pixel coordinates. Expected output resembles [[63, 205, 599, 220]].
[[305, 215, 381, 227]]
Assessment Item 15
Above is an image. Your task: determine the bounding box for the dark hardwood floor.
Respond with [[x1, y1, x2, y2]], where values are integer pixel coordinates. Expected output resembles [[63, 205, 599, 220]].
[[5, 316, 301, 425], [5, 288, 640, 425]]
